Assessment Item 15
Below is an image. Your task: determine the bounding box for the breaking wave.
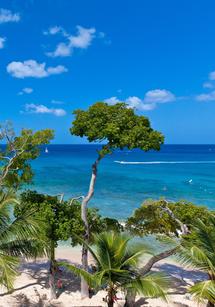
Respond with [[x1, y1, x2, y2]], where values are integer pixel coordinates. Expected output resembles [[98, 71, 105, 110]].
[[114, 160, 215, 165]]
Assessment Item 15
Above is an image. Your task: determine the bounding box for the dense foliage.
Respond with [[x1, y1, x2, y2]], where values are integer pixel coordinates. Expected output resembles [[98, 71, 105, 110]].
[[126, 199, 213, 237], [14, 190, 122, 247], [178, 216, 215, 306], [71, 102, 164, 156], [0, 122, 54, 188], [61, 232, 169, 307], [0, 191, 47, 290]]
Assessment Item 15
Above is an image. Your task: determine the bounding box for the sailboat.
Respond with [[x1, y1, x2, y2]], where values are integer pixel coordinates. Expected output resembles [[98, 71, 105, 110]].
[[45, 147, 49, 154]]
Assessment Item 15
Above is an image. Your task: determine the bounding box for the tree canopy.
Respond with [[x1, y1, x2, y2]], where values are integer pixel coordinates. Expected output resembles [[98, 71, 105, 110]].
[[14, 190, 122, 247], [71, 102, 164, 156], [126, 199, 213, 237], [0, 122, 54, 188]]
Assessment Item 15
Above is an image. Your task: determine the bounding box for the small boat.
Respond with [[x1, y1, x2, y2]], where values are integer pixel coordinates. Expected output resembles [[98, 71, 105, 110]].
[[45, 147, 49, 154]]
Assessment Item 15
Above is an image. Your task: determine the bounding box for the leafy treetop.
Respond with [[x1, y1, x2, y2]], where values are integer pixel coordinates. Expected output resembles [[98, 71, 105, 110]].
[[0, 122, 54, 188], [71, 102, 164, 156], [126, 199, 213, 237]]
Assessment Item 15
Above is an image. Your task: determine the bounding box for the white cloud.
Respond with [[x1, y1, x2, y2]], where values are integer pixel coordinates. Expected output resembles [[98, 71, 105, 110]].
[[203, 82, 214, 89], [105, 89, 175, 111], [104, 97, 120, 105], [209, 71, 215, 81], [18, 87, 33, 95], [126, 96, 156, 110], [46, 25, 96, 57], [0, 8, 20, 23], [24, 104, 66, 116], [23, 87, 33, 94], [7, 60, 68, 78], [196, 91, 215, 102], [144, 89, 175, 104], [0, 37, 6, 49], [69, 26, 96, 48], [43, 26, 66, 36], [47, 42, 71, 57]]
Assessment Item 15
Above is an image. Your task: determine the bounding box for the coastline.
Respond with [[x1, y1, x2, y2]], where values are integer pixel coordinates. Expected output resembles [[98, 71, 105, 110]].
[[0, 245, 206, 307]]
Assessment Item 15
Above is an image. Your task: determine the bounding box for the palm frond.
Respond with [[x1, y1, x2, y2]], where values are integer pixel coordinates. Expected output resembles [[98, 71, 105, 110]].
[[127, 272, 169, 301], [0, 253, 19, 290], [58, 261, 97, 288], [189, 280, 215, 304], [177, 246, 215, 274]]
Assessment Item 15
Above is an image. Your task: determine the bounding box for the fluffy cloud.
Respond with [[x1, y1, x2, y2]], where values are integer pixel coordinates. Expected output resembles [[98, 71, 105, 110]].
[[7, 60, 68, 78], [46, 25, 96, 57], [104, 97, 120, 105], [105, 89, 175, 111], [144, 89, 175, 104], [0, 37, 5, 49], [43, 26, 66, 36], [0, 8, 20, 23], [18, 87, 33, 95], [203, 82, 214, 89], [209, 71, 215, 81], [196, 91, 215, 102], [24, 104, 66, 116]]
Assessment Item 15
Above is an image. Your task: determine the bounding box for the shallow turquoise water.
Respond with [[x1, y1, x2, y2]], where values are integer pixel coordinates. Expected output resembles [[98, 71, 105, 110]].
[[30, 144, 215, 219]]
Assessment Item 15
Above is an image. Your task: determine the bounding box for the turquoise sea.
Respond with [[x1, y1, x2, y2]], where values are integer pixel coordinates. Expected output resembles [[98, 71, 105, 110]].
[[31, 144, 215, 219]]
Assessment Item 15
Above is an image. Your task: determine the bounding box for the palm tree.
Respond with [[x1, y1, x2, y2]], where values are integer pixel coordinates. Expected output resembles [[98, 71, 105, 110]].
[[0, 190, 47, 290], [178, 215, 215, 307], [61, 232, 169, 307]]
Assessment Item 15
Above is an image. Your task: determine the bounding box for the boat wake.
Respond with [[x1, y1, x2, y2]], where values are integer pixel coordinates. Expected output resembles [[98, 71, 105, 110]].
[[114, 160, 215, 165]]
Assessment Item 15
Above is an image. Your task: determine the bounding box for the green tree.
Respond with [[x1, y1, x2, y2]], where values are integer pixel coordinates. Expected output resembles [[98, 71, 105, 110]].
[[0, 121, 54, 189], [14, 190, 122, 299], [0, 190, 47, 290], [126, 199, 212, 237], [61, 232, 169, 307], [70, 102, 164, 297], [178, 216, 215, 307]]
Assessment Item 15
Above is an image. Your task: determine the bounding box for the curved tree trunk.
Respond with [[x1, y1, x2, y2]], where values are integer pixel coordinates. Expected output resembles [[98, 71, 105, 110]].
[[81, 155, 102, 298], [49, 241, 57, 300]]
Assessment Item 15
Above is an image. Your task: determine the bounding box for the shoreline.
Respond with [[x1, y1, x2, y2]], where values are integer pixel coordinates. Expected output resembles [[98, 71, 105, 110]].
[[0, 246, 206, 307]]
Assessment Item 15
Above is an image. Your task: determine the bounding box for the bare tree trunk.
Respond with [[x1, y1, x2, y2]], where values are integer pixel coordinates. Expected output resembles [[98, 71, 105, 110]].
[[123, 247, 178, 306], [140, 246, 178, 276], [81, 155, 102, 298], [49, 241, 57, 300], [124, 289, 136, 307]]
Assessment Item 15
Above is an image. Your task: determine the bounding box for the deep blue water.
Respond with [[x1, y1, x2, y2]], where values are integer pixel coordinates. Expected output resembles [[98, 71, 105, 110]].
[[30, 144, 215, 219]]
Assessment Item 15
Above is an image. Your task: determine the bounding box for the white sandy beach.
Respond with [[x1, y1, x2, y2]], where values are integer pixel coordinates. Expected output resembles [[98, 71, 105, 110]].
[[0, 246, 207, 307]]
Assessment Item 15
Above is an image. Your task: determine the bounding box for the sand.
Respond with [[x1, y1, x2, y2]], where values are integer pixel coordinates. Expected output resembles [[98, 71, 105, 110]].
[[0, 246, 207, 307]]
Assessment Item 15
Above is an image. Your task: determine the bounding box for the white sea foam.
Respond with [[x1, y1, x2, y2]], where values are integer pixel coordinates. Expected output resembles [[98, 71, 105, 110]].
[[114, 160, 215, 165]]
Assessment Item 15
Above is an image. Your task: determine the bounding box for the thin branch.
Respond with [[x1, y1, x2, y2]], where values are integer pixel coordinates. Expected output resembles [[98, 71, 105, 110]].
[[69, 196, 84, 205], [140, 200, 189, 277], [160, 200, 189, 235]]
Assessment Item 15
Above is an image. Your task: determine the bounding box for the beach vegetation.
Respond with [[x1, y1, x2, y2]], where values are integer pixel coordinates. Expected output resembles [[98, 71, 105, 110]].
[[14, 190, 122, 299], [0, 190, 47, 290], [60, 231, 169, 307], [126, 198, 212, 237], [70, 102, 164, 297], [178, 215, 215, 307], [0, 121, 54, 189]]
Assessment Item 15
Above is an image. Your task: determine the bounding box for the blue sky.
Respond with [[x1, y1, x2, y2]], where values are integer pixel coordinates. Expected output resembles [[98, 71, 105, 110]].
[[1, 0, 215, 144]]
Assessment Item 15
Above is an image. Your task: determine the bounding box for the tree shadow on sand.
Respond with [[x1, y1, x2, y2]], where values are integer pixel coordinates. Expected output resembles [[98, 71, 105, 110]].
[[0, 259, 82, 306], [156, 263, 207, 295]]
